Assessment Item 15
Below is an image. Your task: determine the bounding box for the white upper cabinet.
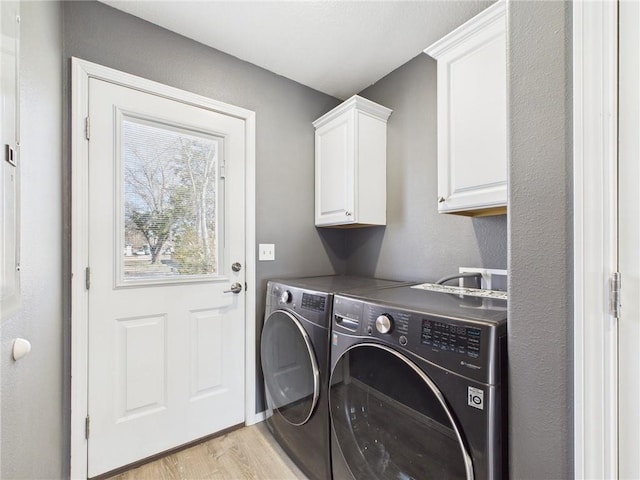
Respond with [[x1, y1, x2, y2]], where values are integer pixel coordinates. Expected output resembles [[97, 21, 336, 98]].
[[313, 95, 392, 227], [424, 1, 507, 216]]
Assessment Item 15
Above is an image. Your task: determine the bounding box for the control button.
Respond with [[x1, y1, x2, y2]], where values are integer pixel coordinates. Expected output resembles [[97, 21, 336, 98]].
[[399, 336, 408, 346], [280, 290, 292, 304], [366, 326, 373, 335], [375, 314, 394, 334]]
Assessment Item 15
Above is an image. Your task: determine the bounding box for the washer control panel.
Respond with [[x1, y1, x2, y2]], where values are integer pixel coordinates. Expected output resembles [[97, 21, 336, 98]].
[[333, 294, 503, 384], [364, 306, 410, 339], [421, 319, 481, 358]]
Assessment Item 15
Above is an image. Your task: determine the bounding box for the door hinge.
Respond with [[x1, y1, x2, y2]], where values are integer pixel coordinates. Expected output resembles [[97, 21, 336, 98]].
[[609, 272, 621, 318], [85, 267, 90, 290], [85, 415, 90, 439], [85, 116, 91, 140], [220, 160, 226, 179]]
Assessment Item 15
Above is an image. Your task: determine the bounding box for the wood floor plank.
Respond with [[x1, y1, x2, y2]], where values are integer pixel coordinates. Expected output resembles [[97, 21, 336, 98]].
[[105, 422, 309, 480]]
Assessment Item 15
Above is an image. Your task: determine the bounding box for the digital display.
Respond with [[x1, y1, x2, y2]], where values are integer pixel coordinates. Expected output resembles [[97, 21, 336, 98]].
[[301, 293, 326, 312], [421, 319, 481, 358]]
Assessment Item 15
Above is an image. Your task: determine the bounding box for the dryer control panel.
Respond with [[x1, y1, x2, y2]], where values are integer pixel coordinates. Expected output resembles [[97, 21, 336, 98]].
[[267, 282, 332, 329]]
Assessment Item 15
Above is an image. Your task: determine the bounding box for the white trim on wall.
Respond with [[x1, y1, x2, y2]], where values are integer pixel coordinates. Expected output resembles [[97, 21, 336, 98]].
[[573, 2, 618, 479], [69, 57, 257, 479]]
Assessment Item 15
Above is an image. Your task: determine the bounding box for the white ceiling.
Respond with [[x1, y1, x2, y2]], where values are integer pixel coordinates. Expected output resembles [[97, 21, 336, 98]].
[[101, 0, 494, 100]]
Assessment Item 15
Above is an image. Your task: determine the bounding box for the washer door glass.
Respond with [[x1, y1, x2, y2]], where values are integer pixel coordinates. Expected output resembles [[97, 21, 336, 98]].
[[330, 344, 473, 480], [261, 310, 320, 426]]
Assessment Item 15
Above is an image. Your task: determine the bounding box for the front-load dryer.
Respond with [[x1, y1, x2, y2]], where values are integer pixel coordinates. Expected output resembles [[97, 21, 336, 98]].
[[260, 276, 403, 480], [330, 285, 508, 480]]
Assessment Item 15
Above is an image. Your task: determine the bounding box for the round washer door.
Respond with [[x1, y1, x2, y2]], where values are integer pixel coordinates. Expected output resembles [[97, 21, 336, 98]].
[[330, 343, 473, 480], [261, 310, 320, 426]]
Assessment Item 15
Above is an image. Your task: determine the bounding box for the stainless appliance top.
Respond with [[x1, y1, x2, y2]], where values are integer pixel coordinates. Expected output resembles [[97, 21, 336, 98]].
[[268, 275, 404, 294]]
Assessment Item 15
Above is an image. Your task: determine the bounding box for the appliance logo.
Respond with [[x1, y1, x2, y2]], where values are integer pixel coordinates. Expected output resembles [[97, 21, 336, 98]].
[[468, 386, 484, 410], [460, 360, 481, 370]]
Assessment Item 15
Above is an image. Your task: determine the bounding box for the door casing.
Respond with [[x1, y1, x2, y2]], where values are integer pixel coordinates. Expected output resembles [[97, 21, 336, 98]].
[[573, 3, 619, 478], [69, 57, 257, 479]]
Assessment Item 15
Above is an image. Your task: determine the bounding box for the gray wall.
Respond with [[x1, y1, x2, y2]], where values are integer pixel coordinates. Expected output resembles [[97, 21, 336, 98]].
[[0, 2, 65, 478], [62, 0, 346, 413], [348, 54, 508, 282], [507, 2, 573, 478]]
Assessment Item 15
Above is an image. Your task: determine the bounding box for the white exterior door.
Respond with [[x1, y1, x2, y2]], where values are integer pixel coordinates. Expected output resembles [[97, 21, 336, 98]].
[[618, 3, 640, 477], [86, 77, 246, 477]]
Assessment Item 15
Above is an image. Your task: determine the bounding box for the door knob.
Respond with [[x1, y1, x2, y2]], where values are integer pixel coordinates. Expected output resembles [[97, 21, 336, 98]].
[[224, 282, 243, 294], [231, 262, 242, 272]]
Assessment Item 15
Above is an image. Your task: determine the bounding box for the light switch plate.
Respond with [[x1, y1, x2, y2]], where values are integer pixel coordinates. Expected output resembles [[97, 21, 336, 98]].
[[259, 243, 275, 261]]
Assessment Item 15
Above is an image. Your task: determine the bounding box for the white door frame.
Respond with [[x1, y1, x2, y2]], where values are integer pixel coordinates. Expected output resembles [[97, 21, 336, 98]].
[[69, 57, 257, 479], [573, 2, 618, 478]]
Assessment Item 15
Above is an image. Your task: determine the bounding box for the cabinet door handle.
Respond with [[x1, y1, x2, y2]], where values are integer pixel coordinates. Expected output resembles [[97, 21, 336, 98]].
[[345, 211, 352, 216], [438, 196, 446, 203]]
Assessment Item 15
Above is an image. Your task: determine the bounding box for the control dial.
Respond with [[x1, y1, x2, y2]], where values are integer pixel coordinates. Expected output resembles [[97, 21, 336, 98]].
[[375, 314, 394, 334], [280, 290, 292, 304]]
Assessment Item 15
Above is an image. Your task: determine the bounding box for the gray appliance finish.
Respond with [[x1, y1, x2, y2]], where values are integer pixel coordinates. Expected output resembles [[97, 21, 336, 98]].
[[330, 286, 508, 480], [260, 276, 404, 480]]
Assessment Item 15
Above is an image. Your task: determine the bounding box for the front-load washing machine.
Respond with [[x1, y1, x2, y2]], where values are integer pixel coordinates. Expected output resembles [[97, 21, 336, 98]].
[[330, 285, 508, 480], [260, 276, 403, 480]]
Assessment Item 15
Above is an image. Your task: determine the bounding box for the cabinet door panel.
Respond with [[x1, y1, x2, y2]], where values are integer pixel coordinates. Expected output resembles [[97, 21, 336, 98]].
[[426, 1, 507, 216], [449, 36, 506, 193], [315, 114, 355, 225]]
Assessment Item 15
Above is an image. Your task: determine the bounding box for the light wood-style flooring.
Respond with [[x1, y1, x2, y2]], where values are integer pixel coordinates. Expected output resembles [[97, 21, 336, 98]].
[[106, 422, 308, 480]]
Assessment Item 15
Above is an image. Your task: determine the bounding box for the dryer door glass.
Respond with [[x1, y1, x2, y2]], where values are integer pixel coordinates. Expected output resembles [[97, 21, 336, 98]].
[[261, 310, 320, 426], [330, 344, 472, 480]]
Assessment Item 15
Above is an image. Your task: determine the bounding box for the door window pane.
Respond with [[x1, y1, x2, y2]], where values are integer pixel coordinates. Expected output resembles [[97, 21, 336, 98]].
[[122, 118, 221, 281]]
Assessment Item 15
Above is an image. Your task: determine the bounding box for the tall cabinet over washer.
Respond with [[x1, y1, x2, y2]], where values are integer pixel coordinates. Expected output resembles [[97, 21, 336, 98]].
[[424, 1, 507, 216], [313, 95, 392, 227]]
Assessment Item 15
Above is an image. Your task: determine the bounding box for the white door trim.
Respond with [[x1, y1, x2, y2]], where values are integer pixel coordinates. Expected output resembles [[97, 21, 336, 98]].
[[572, 3, 618, 479], [70, 57, 257, 479]]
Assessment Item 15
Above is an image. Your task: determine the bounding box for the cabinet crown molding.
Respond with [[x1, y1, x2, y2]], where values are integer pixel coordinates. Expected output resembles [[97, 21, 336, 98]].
[[423, 0, 505, 59], [313, 94, 392, 128]]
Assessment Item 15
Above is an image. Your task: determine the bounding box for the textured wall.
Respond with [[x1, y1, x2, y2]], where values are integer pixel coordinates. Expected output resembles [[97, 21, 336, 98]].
[[62, 0, 346, 413], [0, 2, 65, 478], [507, 2, 573, 478], [347, 54, 508, 282]]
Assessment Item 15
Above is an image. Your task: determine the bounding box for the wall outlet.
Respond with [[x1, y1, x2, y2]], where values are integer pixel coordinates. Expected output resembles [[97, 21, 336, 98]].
[[259, 243, 275, 261], [459, 267, 507, 291]]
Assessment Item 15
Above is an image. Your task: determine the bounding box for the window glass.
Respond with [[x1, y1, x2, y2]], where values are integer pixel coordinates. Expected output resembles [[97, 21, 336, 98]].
[[121, 118, 221, 281]]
